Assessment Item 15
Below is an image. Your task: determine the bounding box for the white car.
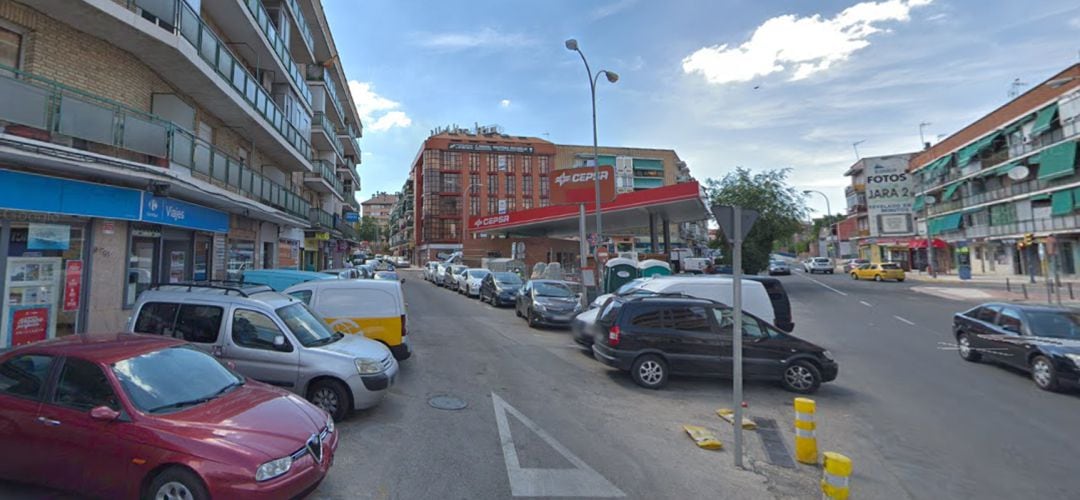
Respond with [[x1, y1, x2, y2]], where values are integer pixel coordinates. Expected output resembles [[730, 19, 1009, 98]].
[[806, 257, 834, 274], [463, 268, 491, 297]]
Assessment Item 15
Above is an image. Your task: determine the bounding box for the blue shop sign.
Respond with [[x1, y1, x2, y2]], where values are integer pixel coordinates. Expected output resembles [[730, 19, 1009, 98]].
[[141, 194, 229, 233], [344, 211, 359, 223]]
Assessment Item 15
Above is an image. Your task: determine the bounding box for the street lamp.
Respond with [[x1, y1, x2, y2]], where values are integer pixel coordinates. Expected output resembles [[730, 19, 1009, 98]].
[[803, 190, 837, 260], [565, 38, 618, 256]]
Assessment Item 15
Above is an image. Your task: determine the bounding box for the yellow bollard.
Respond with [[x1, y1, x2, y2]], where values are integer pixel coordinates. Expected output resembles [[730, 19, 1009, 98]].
[[793, 397, 817, 464], [821, 452, 853, 499]]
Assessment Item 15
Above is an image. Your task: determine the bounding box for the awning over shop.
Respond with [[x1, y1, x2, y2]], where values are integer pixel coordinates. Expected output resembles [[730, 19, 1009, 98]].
[[908, 237, 948, 249], [1037, 140, 1078, 180], [1051, 190, 1074, 216], [1030, 103, 1060, 137]]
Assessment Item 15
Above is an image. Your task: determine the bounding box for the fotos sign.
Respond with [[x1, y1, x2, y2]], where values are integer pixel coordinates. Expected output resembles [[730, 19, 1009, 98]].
[[866, 161, 915, 236], [549, 165, 616, 206]]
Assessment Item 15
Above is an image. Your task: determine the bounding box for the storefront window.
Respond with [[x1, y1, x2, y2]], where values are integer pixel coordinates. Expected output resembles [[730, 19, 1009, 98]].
[[126, 225, 160, 308], [194, 234, 212, 281], [227, 239, 255, 280], [3, 223, 85, 347]]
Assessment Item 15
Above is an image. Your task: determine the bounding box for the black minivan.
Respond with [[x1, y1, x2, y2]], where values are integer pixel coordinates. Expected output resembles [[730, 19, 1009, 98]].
[[591, 295, 837, 393]]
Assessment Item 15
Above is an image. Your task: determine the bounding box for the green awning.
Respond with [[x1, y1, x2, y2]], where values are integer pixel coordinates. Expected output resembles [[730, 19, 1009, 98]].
[[928, 213, 963, 234], [1002, 114, 1035, 136], [957, 131, 1002, 166], [1030, 103, 1059, 137], [1037, 140, 1078, 180], [1031, 194, 1051, 201], [941, 182, 962, 201], [1051, 190, 1074, 216], [912, 194, 925, 212]]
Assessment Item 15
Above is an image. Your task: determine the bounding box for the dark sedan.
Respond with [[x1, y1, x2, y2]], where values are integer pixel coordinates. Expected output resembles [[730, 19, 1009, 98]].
[[480, 272, 524, 306], [515, 280, 582, 328], [953, 303, 1080, 391], [0, 333, 337, 499]]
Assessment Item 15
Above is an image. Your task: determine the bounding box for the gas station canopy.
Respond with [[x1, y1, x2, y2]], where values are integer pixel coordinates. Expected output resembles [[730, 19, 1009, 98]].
[[469, 181, 710, 237]]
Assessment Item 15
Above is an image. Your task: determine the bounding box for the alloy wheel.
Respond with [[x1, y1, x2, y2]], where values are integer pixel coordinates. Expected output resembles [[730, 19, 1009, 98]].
[[1033, 358, 1053, 388], [638, 360, 664, 386], [784, 365, 814, 391], [958, 335, 972, 358], [312, 387, 340, 416], [155, 482, 193, 500]]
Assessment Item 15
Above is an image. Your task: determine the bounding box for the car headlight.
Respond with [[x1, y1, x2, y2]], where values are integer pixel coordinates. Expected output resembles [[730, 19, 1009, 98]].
[[821, 350, 834, 361], [255, 456, 293, 482], [326, 415, 335, 434], [355, 358, 383, 375], [1065, 354, 1080, 369], [533, 302, 547, 312]]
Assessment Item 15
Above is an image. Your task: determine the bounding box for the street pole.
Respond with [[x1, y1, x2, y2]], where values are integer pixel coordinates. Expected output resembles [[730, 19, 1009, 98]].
[[732, 205, 744, 468], [804, 190, 836, 260]]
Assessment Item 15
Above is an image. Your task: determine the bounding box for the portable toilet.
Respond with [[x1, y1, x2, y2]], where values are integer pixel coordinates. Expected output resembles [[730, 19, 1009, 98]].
[[603, 257, 640, 294], [638, 259, 672, 278]]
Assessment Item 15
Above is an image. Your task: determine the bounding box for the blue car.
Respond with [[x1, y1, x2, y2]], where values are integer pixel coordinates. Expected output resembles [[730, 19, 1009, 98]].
[[239, 269, 337, 291]]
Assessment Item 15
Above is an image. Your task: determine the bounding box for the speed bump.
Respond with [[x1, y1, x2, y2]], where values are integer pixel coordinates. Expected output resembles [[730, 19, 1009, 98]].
[[716, 408, 757, 430], [683, 425, 723, 450]]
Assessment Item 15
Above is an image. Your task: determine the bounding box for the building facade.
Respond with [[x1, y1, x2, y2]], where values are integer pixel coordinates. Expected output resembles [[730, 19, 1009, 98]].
[[388, 177, 414, 257], [361, 191, 399, 249], [910, 63, 1080, 278], [843, 153, 917, 265], [0, 0, 364, 346]]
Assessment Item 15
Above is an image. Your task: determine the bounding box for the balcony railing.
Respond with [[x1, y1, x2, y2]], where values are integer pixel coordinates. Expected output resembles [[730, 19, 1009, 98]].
[[283, 0, 315, 55], [926, 175, 1070, 216], [0, 65, 310, 220], [310, 208, 335, 229], [312, 111, 344, 157], [311, 159, 344, 196], [241, 0, 312, 106], [307, 67, 347, 124]]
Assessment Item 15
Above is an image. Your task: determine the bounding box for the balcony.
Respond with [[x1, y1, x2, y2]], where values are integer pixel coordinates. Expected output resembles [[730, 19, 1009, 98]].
[[0, 65, 310, 220], [926, 174, 1069, 217], [309, 207, 335, 230], [30, 0, 315, 170], [337, 218, 359, 241], [338, 123, 361, 157], [844, 184, 865, 196], [304, 160, 345, 200], [281, 0, 316, 62], [338, 162, 360, 186], [307, 67, 347, 127], [312, 111, 344, 160]]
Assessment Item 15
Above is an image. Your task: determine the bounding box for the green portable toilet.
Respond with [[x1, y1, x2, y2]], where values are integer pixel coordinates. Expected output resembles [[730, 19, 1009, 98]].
[[603, 257, 640, 294], [638, 259, 672, 278]]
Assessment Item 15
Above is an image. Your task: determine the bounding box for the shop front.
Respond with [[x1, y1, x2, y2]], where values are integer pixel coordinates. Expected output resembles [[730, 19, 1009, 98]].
[[304, 231, 332, 271]]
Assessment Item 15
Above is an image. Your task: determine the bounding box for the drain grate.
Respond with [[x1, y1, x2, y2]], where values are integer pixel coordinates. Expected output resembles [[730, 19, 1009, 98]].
[[755, 418, 796, 468], [428, 395, 468, 411]]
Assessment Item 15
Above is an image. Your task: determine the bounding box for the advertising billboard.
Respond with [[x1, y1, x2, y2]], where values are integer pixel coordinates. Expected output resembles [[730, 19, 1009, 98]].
[[866, 161, 915, 236], [549, 165, 616, 206]]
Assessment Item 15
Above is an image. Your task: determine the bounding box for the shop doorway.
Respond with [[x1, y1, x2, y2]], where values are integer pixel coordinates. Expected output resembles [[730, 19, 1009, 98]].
[[161, 238, 191, 284], [263, 241, 274, 269]]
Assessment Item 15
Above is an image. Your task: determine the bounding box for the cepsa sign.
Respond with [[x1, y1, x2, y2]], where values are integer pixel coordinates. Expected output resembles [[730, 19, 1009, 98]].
[[550, 165, 616, 206], [473, 214, 512, 229]]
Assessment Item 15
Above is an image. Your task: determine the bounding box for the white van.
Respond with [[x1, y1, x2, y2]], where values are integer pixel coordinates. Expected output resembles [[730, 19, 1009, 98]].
[[628, 276, 773, 324], [284, 279, 411, 361]]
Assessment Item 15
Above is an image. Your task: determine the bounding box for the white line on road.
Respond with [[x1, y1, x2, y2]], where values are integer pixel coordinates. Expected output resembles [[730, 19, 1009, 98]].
[[894, 315, 916, 326], [492, 393, 624, 498], [859, 300, 872, 307], [797, 273, 849, 296]]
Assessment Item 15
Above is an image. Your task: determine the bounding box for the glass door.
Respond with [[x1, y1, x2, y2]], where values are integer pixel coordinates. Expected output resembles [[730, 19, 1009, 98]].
[[162, 239, 191, 284]]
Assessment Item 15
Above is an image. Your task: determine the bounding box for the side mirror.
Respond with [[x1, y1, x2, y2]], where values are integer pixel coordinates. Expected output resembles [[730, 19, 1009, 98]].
[[90, 406, 120, 422], [273, 335, 289, 350]]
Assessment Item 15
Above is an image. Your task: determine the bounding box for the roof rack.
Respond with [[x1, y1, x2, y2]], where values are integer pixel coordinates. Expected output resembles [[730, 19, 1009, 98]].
[[626, 292, 718, 303], [148, 281, 274, 298]]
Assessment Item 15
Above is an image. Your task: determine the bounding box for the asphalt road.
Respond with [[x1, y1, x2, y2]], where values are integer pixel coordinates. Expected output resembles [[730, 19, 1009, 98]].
[[783, 269, 1080, 499]]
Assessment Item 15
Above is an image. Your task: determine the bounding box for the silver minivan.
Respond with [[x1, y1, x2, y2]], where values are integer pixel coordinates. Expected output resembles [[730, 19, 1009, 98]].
[[127, 283, 398, 420]]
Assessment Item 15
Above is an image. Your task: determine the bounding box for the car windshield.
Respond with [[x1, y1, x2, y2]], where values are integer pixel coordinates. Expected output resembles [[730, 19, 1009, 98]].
[[534, 282, 573, 297], [469, 270, 490, 278], [494, 272, 523, 285], [814, 258, 830, 263], [1025, 311, 1080, 339], [376, 271, 399, 280], [112, 346, 242, 414], [276, 303, 338, 347]]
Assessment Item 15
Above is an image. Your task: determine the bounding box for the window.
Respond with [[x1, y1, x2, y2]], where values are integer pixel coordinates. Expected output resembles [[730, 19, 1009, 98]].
[[52, 358, 119, 411], [540, 198, 550, 208], [523, 176, 533, 194], [540, 177, 550, 197], [487, 155, 497, 173], [523, 198, 533, 210], [0, 355, 53, 400], [288, 290, 313, 305], [505, 175, 514, 194], [506, 155, 516, 174], [0, 27, 22, 71], [470, 174, 480, 192], [232, 309, 291, 351], [469, 153, 480, 172], [997, 308, 1023, 333], [539, 157, 550, 174], [134, 302, 180, 336], [667, 306, 711, 332], [488, 198, 497, 214], [275, 303, 334, 347], [741, 319, 767, 340], [630, 307, 665, 328], [523, 156, 532, 175], [175, 305, 224, 343], [488, 174, 497, 194], [507, 197, 516, 211], [497, 155, 508, 172], [441, 173, 460, 192], [470, 196, 480, 216]]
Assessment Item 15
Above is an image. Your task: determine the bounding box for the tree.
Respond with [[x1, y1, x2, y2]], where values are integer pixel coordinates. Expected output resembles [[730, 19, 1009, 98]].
[[705, 168, 808, 274], [357, 216, 379, 242]]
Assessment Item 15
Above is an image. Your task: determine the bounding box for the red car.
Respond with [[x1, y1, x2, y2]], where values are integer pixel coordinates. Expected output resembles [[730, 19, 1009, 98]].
[[0, 333, 337, 499]]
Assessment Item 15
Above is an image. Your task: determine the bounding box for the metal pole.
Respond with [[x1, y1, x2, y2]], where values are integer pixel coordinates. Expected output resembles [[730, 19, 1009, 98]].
[[926, 204, 936, 277], [732, 205, 744, 468], [591, 74, 603, 253]]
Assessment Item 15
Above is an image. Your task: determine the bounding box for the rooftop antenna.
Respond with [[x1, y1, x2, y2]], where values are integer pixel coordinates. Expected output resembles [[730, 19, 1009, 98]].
[[1008, 78, 1027, 99], [919, 122, 932, 149], [852, 140, 866, 160]]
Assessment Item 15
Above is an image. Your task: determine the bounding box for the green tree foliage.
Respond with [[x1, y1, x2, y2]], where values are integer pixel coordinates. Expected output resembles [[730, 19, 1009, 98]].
[[705, 168, 808, 274], [357, 216, 380, 242]]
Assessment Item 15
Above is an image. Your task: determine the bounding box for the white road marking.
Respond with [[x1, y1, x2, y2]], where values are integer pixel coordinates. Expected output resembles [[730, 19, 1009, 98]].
[[492, 392, 624, 498], [797, 273, 849, 296], [859, 300, 872, 307], [894, 315, 916, 326]]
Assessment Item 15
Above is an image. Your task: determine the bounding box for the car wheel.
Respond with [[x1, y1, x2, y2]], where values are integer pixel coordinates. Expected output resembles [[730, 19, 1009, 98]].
[[874, 274, 882, 282], [957, 333, 980, 362], [1031, 355, 1060, 391], [145, 467, 209, 500], [828, 270, 834, 274], [781, 361, 821, 394], [527, 309, 538, 328], [897, 278, 905, 282], [851, 273, 858, 280], [631, 354, 668, 389], [308, 379, 351, 421], [515, 305, 523, 317]]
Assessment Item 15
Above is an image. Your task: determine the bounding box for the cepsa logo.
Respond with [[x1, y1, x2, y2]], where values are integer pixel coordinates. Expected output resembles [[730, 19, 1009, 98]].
[[474, 214, 511, 227], [554, 170, 610, 187]]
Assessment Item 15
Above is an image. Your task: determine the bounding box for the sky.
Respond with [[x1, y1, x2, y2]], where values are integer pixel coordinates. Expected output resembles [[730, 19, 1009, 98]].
[[326, 0, 1080, 219]]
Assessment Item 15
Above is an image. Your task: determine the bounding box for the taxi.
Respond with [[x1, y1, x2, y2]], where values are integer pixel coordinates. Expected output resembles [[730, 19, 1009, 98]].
[[851, 262, 906, 282]]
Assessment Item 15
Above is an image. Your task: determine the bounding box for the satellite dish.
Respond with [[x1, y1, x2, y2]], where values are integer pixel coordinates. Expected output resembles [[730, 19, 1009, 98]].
[[925, 195, 938, 205], [1007, 165, 1030, 181]]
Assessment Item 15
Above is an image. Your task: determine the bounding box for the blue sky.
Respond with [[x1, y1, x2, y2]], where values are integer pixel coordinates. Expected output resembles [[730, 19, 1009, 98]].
[[326, 0, 1080, 218]]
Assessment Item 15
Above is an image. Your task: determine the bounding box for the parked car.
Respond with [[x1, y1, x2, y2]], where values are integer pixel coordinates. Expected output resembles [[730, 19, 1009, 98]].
[[284, 279, 412, 361], [462, 268, 492, 297], [851, 262, 905, 282], [572, 306, 603, 347], [612, 276, 780, 332], [241, 269, 337, 291], [322, 268, 362, 279], [433, 263, 450, 286], [745, 276, 795, 332], [768, 260, 791, 275], [356, 264, 376, 279], [444, 264, 467, 289], [452, 266, 470, 294], [480, 272, 524, 306], [805, 257, 834, 274], [0, 334, 337, 499], [375, 270, 402, 282], [516, 280, 583, 328], [842, 258, 870, 273], [953, 303, 1080, 391], [394, 257, 410, 268], [129, 283, 397, 420], [591, 295, 837, 392], [424, 261, 440, 281]]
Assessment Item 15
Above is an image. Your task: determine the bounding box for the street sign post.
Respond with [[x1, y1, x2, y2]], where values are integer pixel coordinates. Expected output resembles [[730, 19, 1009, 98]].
[[711, 204, 759, 469]]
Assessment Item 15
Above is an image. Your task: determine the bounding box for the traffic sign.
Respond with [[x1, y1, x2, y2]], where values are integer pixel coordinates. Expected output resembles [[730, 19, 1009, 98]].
[[712, 205, 759, 242]]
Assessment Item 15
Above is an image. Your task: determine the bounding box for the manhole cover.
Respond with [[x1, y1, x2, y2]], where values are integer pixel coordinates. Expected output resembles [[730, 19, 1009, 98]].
[[428, 395, 468, 411]]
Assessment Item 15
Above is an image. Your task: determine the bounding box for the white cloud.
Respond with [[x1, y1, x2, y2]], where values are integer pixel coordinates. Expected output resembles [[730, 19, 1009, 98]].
[[348, 81, 411, 132], [1069, 16, 1080, 29], [499, 99, 512, 108], [682, 0, 933, 85], [591, 0, 638, 20], [414, 28, 536, 52]]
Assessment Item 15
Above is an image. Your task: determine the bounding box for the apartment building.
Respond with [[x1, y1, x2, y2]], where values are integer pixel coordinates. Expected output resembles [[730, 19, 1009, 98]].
[[362, 192, 399, 227], [0, 0, 363, 344], [842, 152, 917, 266], [910, 63, 1080, 278], [388, 177, 413, 257]]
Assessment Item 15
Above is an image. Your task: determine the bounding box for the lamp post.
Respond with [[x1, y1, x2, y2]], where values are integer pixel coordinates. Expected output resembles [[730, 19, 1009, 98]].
[[565, 38, 618, 256], [803, 190, 837, 260]]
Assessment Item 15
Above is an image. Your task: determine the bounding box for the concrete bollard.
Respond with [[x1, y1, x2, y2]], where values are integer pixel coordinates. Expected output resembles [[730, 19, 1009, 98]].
[[821, 452, 853, 499], [794, 397, 818, 464]]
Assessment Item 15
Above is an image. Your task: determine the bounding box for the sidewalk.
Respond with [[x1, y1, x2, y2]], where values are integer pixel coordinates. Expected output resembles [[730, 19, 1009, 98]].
[[907, 272, 1080, 306]]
